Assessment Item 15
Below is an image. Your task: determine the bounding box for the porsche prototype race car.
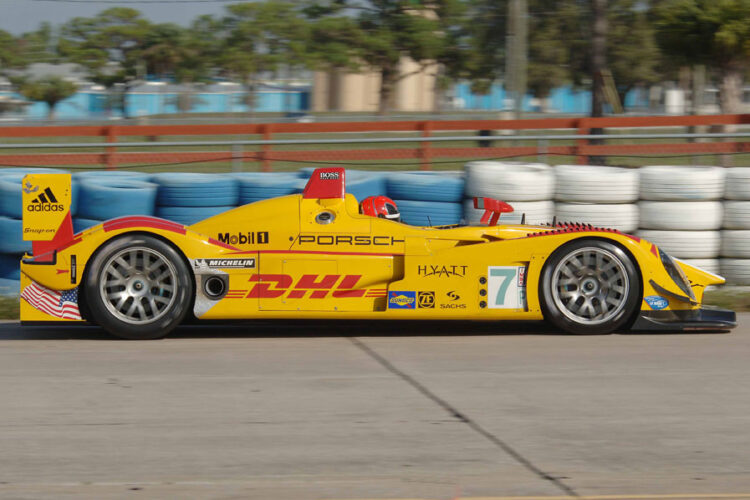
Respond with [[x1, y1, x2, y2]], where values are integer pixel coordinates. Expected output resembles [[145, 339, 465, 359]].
[[19, 168, 736, 339]]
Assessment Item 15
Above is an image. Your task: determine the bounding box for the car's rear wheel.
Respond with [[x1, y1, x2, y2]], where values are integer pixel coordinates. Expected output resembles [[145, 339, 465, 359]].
[[539, 239, 640, 334], [84, 234, 192, 339]]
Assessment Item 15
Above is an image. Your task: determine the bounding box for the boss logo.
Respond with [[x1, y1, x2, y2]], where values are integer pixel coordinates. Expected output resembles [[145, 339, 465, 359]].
[[320, 172, 340, 180]]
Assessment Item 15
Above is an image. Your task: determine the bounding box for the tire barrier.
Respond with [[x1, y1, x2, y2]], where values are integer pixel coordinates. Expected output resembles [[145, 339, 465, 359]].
[[347, 174, 387, 201], [678, 258, 721, 276], [2, 165, 750, 286], [639, 166, 725, 201], [393, 200, 463, 226], [723, 201, 750, 229], [153, 173, 239, 207], [463, 199, 555, 225], [386, 172, 464, 202], [555, 203, 639, 233], [0, 253, 21, 280], [73, 218, 104, 233], [74, 171, 152, 183], [233, 172, 304, 205], [77, 179, 158, 220], [636, 230, 721, 259], [720, 230, 750, 258], [0, 217, 32, 254], [465, 161, 554, 201], [0, 278, 20, 297], [724, 168, 750, 200], [720, 259, 750, 285], [554, 165, 639, 203], [639, 201, 723, 230], [155, 205, 237, 226]]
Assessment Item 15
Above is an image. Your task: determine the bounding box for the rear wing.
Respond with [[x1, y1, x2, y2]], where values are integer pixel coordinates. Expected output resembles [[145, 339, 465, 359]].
[[22, 173, 74, 262]]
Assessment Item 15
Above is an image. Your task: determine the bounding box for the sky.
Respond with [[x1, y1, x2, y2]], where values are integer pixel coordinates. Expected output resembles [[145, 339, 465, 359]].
[[0, 0, 244, 34]]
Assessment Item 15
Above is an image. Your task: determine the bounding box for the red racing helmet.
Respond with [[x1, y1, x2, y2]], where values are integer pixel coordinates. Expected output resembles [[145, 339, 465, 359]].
[[360, 195, 401, 222]]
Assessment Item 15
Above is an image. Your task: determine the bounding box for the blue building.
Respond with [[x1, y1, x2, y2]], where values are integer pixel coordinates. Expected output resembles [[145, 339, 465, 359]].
[[451, 82, 650, 114]]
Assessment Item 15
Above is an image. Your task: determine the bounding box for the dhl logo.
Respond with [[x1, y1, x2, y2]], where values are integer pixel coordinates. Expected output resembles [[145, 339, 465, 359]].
[[225, 274, 387, 299]]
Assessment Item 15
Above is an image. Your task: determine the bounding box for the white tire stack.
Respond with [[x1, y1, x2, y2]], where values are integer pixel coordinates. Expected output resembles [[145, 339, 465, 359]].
[[636, 166, 725, 261], [721, 168, 750, 284], [464, 161, 555, 225], [463, 199, 555, 225], [553, 165, 639, 232]]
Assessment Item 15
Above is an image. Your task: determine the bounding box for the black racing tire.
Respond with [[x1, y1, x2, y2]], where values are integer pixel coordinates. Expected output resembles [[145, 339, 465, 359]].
[[84, 234, 192, 340], [539, 238, 641, 335]]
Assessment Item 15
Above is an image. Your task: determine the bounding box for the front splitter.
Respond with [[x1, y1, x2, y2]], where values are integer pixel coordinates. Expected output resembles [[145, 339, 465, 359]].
[[632, 306, 737, 332]]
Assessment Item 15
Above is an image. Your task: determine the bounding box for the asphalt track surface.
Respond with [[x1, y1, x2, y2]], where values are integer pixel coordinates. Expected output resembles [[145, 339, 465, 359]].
[[1, 316, 750, 500]]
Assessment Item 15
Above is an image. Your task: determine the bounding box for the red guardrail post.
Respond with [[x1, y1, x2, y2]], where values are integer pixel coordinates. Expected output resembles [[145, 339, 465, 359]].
[[261, 124, 273, 172], [419, 121, 432, 171], [576, 118, 589, 165], [105, 126, 118, 170]]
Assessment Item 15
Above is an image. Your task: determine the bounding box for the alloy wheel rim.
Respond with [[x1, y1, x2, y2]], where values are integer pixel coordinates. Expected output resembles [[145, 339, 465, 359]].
[[551, 247, 629, 325], [99, 247, 177, 325]]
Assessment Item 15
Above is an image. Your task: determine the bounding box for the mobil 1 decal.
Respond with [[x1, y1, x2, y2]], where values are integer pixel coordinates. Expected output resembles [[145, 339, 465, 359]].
[[487, 266, 527, 309]]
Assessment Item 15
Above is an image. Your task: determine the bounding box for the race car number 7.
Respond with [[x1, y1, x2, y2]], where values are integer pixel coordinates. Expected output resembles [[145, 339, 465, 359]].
[[488, 266, 527, 309]]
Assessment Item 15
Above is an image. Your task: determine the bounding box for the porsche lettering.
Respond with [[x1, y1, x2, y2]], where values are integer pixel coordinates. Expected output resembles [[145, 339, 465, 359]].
[[298, 235, 405, 246]]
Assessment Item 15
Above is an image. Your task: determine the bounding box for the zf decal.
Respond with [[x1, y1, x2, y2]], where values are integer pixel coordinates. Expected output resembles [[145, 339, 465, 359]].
[[417, 291, 435, 308], [299, 234, 404, 246], [194, 258, 256, 270], [388, 291, 416, 309], [417, 265, 467, 278], [441, 290, 467, 309], [225, 274, 386, 300], [217, 231, 269, 245], [487, 266, 527, 309]]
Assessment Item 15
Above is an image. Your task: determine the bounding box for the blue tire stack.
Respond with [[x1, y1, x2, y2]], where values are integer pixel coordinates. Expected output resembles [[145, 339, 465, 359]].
[[233, 172, 305, 205], [74, 171, 157, 232], [386, 172, 465, 226], [0, 168, 68, 296], [153, 173, 239, 225]]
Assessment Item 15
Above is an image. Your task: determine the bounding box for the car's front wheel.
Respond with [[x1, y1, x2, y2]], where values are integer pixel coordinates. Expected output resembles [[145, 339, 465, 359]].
[[539, 239, 641, 334], [84, 234, 192, 339]]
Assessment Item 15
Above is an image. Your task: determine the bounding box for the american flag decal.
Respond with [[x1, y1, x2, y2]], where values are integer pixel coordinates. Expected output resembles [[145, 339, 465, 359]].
[[21, 282, 81, 320]]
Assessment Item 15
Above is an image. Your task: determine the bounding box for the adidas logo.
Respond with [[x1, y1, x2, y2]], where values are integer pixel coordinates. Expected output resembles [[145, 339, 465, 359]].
[[27, 187, 65, 212]]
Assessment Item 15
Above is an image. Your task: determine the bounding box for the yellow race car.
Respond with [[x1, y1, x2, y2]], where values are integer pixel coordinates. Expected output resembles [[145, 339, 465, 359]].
[[19, 168, 735, 339]]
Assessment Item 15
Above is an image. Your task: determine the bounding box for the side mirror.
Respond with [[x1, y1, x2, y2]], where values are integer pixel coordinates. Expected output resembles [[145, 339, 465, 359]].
[[473, 197, 514, 226]]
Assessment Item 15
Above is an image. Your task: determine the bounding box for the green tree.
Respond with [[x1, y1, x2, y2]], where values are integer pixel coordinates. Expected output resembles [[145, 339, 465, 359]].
[[305, 0, 457, 114], [219, 1, 308, 113], [141, 23, 191, 80], [58, 8, 150, 117], [17, 76, 77, 119], [16, 23, 61, 65], [654, 0, 750, 114], [58, 8, 150, 77], [607, 0, 661, 106], [0, 30, 22, 72]]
